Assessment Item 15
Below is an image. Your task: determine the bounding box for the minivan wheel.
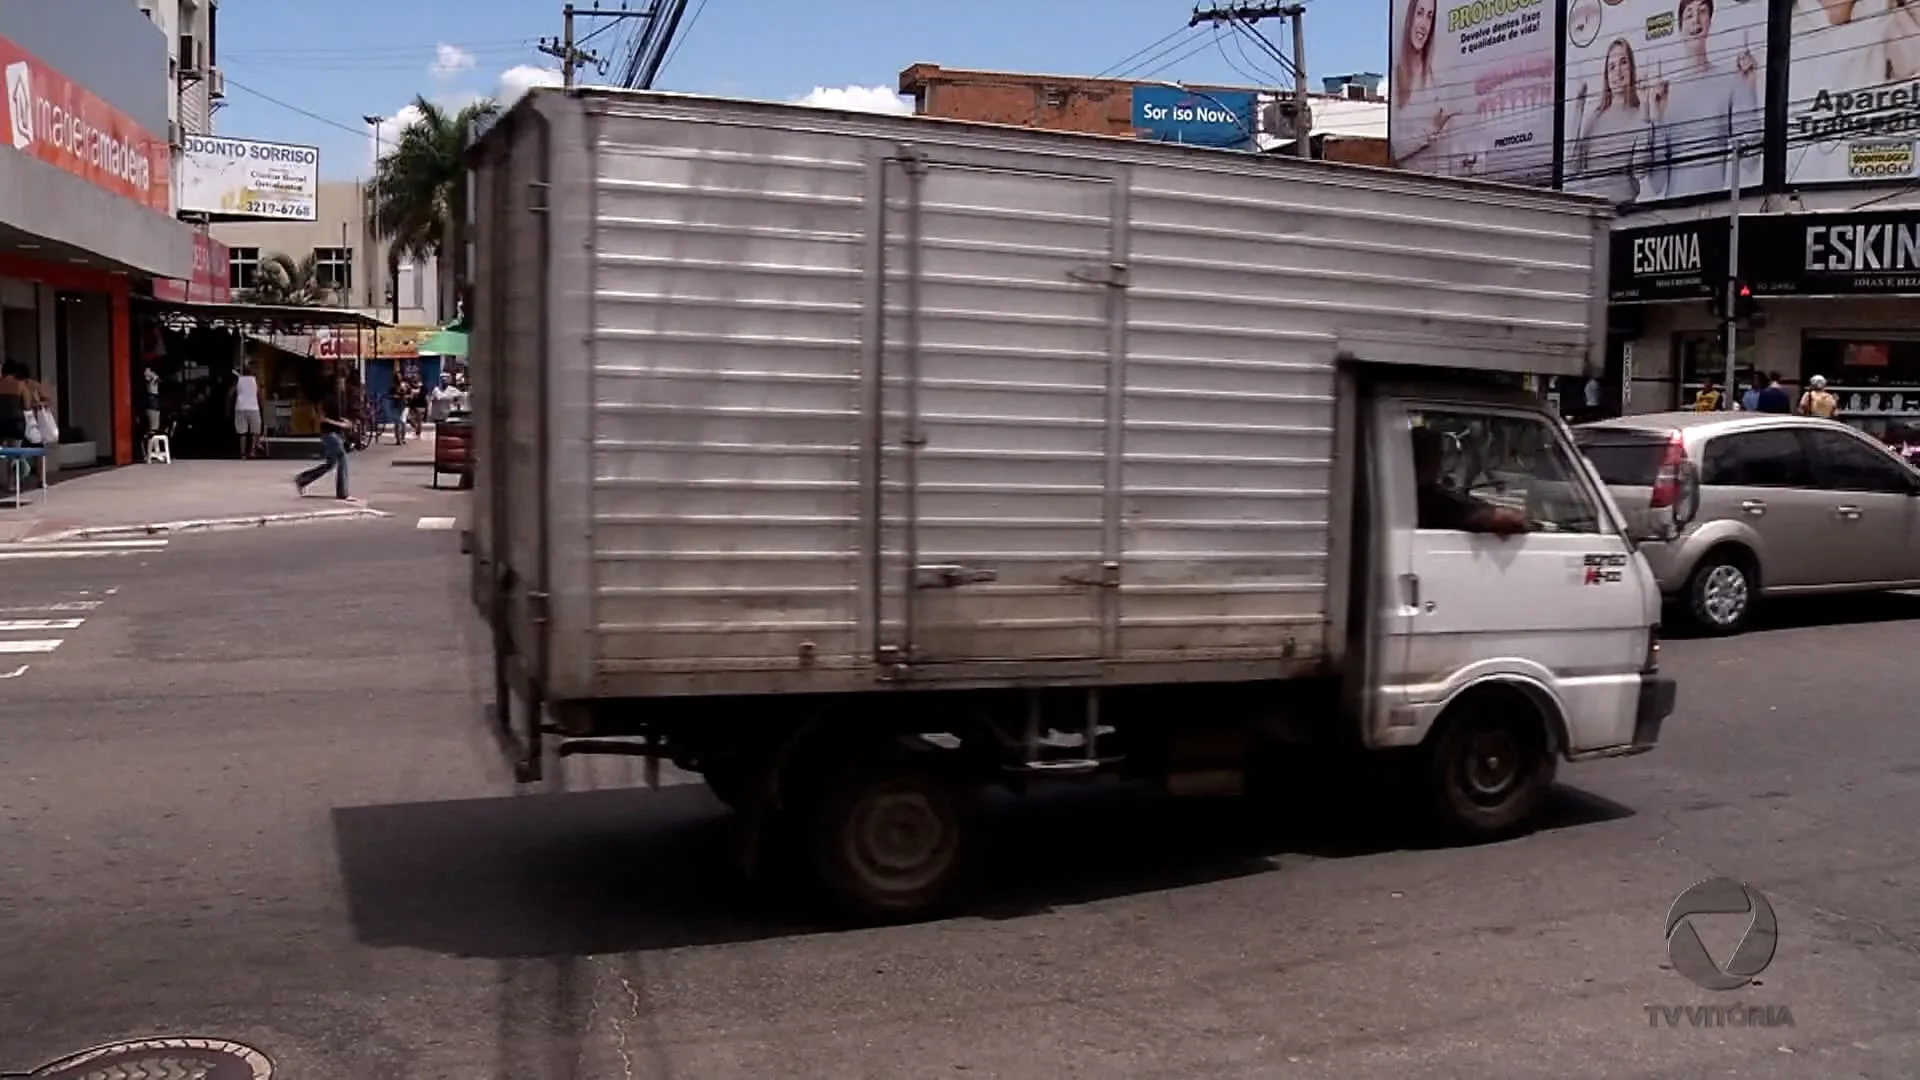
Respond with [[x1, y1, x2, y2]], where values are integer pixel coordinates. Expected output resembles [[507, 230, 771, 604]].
[[1686, 552, 1755, 635]]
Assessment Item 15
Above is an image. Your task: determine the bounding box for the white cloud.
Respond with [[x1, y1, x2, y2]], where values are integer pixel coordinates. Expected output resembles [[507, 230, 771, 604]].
[[431, 43, 476, 80], [793, 85, 914, 115], [497, 64, 563, 106]]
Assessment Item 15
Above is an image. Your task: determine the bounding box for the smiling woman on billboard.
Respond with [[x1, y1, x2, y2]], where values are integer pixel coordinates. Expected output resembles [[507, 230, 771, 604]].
[[1388, 0, 1557, 184], [1561, 0, 1765, 203]]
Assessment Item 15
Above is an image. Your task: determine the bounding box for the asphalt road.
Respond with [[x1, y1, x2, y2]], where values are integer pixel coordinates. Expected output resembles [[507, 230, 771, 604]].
[[3, 520, 1920, 1079]]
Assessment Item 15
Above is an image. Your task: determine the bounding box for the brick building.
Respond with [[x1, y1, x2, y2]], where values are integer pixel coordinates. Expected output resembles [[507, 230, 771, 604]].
[[896, 64, 1388, 166]]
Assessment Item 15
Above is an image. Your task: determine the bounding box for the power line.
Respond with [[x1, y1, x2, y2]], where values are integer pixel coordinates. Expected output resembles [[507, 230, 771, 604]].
[[655, 0, 710, 82], [221, 76, 370, 139], [1091, 27, 1191, 80]]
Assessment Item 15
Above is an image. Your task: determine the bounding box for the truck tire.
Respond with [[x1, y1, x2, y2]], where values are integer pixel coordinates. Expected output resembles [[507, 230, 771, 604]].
[[804, 754, 975, 921], [1683, 549, 1756, 635], [1424, 701, 1555, 840]]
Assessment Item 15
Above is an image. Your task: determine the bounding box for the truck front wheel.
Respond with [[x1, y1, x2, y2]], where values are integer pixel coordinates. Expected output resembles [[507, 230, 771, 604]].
[[1424, 700, 1556, 840], [804, 754, 975, 921]]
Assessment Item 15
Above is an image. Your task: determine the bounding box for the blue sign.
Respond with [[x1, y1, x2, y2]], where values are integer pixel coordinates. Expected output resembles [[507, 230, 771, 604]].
[[1130, 86, 1256, 149]]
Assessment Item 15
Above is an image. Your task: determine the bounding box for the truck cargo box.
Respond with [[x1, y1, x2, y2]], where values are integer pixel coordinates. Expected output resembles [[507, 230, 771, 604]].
[[465, 88, 1611, 707]]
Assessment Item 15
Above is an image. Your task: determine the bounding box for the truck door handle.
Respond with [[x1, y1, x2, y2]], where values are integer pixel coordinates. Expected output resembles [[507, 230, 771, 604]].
[[1835, 505, 1863, 520], [1402, 572, 1432, 613], [1739, 500, 1766, 516]]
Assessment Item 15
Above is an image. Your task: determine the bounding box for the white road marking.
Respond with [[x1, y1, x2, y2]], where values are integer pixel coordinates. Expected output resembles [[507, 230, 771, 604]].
[[417, 517, 458, 530], [0, 665, 26, 679], [0, 640, 65, 654], [0, 539, 169, 561], [0, 600, 100, 614], [0, 618, 84, 632]]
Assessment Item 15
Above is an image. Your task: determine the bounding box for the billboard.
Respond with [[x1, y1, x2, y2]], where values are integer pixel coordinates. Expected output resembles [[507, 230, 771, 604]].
[[1131, 86, 1256, 148], [1387, 0, 1558, 184], [178, 135, 319, 221], [0, 32, 169, 214], [1561, 0, 1767, 205], [1785, 0, 1920, 186], [1609, 217, 1730, 301]]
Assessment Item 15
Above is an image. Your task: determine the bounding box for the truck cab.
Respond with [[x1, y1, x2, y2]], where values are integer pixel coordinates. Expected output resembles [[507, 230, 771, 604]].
[[1350, 375, 1672, 834]]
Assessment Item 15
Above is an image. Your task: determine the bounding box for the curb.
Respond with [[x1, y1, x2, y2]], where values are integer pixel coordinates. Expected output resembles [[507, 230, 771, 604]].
[[28, 506, 392, 542]]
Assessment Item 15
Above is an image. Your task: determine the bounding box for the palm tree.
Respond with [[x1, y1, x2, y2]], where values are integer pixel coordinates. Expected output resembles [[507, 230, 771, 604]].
[[245, 251, 333, 306], [370, 95, 501, 322]]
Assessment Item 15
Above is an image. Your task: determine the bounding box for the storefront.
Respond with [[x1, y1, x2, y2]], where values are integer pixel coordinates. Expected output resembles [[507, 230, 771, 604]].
[[1611, 207, 1920, 436], [1, 21, 198, 467], [133, 298, 384, 455]]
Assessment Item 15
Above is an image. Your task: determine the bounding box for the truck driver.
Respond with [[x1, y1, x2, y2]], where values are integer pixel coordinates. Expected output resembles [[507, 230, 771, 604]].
[[1411, 425, 1532, 535]]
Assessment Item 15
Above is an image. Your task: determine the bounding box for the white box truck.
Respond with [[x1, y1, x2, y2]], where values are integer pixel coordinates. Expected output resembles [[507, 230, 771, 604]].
[[464, 88, 1676, 918]]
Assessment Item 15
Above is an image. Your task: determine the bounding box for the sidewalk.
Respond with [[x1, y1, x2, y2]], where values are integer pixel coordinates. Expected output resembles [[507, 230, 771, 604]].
[[0, 436, 464, 541]]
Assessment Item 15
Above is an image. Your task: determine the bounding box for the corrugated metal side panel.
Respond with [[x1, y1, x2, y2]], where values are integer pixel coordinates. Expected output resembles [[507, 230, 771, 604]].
[[587, 120, 870, 670], [1113, 163, 1598, 659], [500, 112, 549, 663]]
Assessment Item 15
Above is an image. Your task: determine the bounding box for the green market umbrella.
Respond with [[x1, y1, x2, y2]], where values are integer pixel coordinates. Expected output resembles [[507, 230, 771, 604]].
[[419, 328, 468, 358]]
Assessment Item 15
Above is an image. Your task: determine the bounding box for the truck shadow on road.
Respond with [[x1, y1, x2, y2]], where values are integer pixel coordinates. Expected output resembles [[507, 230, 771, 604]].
[[332, 780, 1631, 958]]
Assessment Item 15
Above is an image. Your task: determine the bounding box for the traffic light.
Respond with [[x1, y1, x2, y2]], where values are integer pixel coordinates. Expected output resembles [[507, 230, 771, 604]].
[[1733, 281, 1758, 322]]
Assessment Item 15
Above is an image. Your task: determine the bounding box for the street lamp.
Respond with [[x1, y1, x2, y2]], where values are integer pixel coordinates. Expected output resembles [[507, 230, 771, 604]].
[[362, 113, 397, 324]]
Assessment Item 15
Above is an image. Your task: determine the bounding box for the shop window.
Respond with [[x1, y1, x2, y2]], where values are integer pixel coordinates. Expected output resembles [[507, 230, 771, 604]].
[[313, 247, 352, 292], [1802, 336, 1920, 437], [1676, 332, 1760, 407], [229, 247, 260, 291]]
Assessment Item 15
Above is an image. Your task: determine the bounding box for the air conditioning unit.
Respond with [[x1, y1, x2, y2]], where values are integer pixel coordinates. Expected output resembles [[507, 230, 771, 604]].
[[168, 121, 183, 148], [178, 35, 203, 75], [207, 68, 225, 99]]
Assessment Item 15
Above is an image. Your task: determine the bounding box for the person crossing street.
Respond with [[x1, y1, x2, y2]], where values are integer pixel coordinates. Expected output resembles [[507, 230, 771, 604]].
[[293, 391, 356, 500]]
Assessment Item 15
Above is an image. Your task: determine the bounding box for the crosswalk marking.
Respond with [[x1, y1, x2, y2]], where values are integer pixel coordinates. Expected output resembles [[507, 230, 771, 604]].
[[0, 600, 100, 614], [0, 619, 84, 632], [416, 517, 458, 531], [0, 640, 65, 654], [0, 539, 168, 561]]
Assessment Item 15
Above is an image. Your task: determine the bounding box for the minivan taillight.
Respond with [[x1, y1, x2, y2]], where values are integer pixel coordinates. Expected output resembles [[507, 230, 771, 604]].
[[1648, 432, 1686, 510]]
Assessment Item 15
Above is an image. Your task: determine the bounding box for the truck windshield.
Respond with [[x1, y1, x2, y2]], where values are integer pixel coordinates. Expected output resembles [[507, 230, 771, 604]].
[[1573, 429, 1670, 487]]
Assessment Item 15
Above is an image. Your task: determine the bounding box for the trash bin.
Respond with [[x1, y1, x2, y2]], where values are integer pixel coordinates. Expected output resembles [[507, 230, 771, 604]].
[[433, 414, 474, 490]]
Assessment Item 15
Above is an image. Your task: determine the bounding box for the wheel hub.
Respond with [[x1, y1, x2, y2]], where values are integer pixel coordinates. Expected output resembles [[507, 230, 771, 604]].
[[844, 785, 954, 895], [1702, 564, 1749, 626], [1464, 731, 1521, 800]]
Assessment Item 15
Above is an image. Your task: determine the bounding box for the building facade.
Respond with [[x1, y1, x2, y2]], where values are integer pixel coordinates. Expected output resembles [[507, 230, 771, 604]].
[[898, 64, 1388, 166], [0, 0, 200, 467], [211, 180, 442, 329], [134, 0, 223, 212]]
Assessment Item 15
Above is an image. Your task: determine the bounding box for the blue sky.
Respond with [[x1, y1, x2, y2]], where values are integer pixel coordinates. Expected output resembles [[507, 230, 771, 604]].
[[214, 0, 1388, 181]]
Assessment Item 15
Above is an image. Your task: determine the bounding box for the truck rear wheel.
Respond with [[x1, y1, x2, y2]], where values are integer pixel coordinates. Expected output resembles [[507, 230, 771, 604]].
[[805, 754, 974, 921], [1425, 701, 1555, 840]]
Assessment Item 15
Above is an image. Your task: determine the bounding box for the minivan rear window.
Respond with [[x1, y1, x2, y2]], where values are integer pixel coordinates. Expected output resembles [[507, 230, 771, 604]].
[[1573, 429, 1670, 486]]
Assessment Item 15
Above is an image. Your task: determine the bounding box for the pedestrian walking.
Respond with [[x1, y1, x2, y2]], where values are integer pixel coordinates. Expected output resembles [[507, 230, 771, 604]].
[[1798, 374, 1839, 418], [232, 359, 265, 459], [389, 376, 410, 446], [1755, 372, 1792, 413], [407, 378, 428, 439], [293, 391, 355, 500]]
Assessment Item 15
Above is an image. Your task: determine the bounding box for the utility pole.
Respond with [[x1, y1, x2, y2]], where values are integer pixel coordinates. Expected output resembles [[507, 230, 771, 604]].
[[542, 4, 687, 90], [538, 5, 600, 89], [1288, 5, 1309, 159], [1721, 143, 1746, 401], [1189, 2, 1311, 158]]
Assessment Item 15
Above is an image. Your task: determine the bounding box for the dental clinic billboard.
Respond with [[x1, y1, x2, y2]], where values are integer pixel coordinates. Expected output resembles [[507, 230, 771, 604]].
[[1785, 0, 1920, 185], [1561, 0, 1767, 204], [1387, 0, 1558, 184], [1131, 86, 1256, 148], [178, 135, 319, 221]]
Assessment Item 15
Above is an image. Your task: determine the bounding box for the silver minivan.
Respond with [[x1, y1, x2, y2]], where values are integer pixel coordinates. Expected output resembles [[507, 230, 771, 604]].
[[1574, 411, 1920, 634]]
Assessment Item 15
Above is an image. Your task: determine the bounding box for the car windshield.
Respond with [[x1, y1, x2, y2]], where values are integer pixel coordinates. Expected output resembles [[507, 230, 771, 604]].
[[1573, 428, 1671, 486]]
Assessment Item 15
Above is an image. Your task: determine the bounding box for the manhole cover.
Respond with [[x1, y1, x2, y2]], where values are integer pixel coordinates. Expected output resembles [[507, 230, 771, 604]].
[[20, 1038, 271, 1080]]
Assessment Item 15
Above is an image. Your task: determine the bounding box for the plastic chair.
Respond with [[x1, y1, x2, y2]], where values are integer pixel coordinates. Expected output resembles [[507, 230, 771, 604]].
[[145, 425, 173, 464]]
